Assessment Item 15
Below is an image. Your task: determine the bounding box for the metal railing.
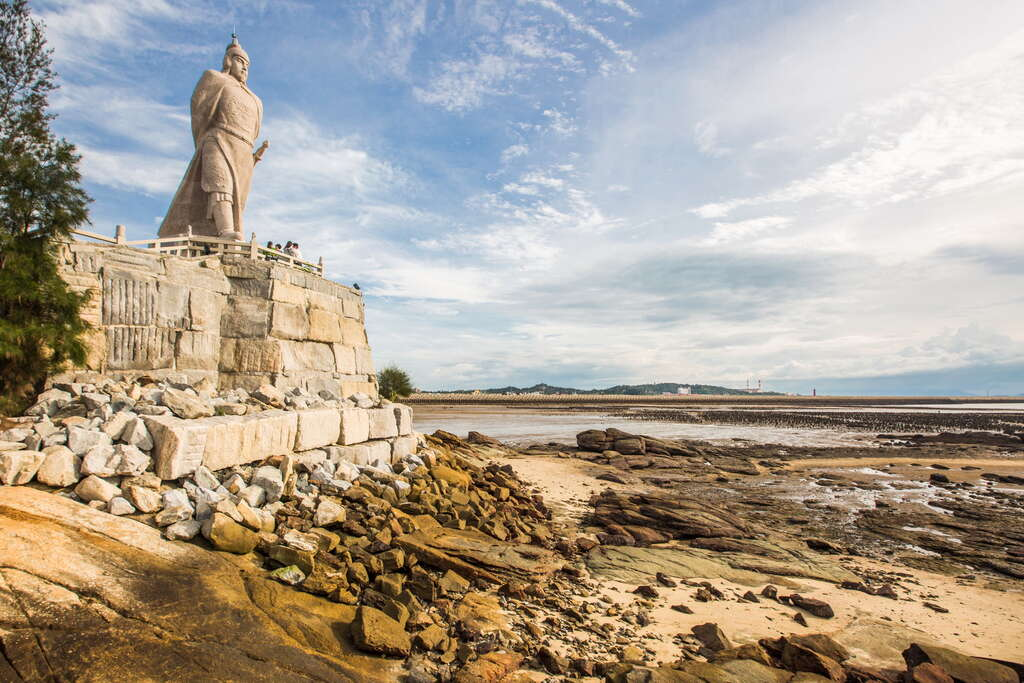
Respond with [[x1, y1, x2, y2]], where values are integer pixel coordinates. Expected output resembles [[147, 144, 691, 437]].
[[68, 224, 325, 277]]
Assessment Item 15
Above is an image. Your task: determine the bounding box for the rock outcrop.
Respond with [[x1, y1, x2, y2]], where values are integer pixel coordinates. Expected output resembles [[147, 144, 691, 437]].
[[0, 486, 397, 681]]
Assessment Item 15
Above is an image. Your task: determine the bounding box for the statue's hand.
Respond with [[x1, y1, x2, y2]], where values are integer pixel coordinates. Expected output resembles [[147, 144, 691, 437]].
[[253, 140, 269, 164]]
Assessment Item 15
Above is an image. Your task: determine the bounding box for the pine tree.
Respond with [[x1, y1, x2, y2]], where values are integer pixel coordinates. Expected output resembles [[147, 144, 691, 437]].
[[0, 0, 91, 414], [378, 364, 414, 401]]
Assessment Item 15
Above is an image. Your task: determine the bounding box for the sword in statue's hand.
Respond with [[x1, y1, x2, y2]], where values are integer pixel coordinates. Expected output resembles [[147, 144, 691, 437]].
[[253, 140, 269, 164]]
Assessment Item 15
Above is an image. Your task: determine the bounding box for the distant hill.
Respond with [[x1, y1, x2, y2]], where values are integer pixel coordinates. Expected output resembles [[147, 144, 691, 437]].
[[424, 382, 784, 396]]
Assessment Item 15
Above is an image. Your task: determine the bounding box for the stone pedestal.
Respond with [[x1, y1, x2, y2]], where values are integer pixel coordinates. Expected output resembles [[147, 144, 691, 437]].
[[55, 244, 376, 399]]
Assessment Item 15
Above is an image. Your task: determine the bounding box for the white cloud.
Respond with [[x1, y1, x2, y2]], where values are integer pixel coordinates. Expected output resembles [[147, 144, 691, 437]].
[[413, 54, 520, 112], [594, 0, 640, 19], [77, 145, 182, 195], [542, 108, 577, 136], [693, 120, 730, 158], [522, 0, 635, 72], [500, 144, 529, 162], [703, 216, 791, 245]]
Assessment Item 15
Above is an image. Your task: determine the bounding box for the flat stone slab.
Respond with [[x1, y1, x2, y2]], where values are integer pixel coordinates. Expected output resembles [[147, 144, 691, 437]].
[[396, 515, 563, 584]]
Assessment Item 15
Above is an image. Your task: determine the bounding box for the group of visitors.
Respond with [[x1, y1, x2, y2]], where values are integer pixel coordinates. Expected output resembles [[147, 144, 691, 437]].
[[264, 240, 302, 260]]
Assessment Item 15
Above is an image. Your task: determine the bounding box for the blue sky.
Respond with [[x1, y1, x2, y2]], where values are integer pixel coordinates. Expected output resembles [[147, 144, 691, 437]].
[[37, 0, 1024, 395]]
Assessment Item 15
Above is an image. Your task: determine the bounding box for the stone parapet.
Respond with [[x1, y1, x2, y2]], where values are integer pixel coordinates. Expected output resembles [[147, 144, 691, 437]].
[[142, 403, 415, 478], [55, 243, 376, 399]]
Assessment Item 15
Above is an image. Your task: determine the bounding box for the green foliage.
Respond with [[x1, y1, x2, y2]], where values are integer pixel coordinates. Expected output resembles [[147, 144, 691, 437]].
[[0, 0, 92, 414], [378, 364, 414, 401]]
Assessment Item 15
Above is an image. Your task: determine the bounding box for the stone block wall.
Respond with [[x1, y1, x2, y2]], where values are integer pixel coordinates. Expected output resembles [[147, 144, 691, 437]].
[[55, 243, 377, 399], [143, 403, 415, 479]]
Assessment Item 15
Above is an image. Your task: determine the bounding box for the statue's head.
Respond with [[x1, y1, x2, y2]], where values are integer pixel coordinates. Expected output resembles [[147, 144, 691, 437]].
[[222, 34, 250, 84]]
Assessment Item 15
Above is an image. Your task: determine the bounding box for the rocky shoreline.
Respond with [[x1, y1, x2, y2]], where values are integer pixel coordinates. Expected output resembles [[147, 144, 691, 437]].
[[607, 406, 1024, 438], [1, 385, 1023, 681]]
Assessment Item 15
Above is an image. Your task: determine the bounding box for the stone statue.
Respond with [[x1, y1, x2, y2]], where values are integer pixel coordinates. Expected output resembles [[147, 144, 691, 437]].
[[159, 35, 268, 242]]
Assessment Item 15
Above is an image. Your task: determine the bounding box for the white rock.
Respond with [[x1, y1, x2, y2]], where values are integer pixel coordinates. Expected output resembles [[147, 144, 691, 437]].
[[161, 387, 214, 419], [313, 499, 344, 527], [101, 411, 133, 440], [74, 475, 121, 503], [1, 428, 33, 442], [126, 485, 163, 513], [224, 472, 246, 494], [162, 488, 192, 511], [41, 431, 68, 448], [333, 460, 360, 482], [80, 445, 117, 477], [214, 498, 244, 523], [121, 417, 153, 451], [236, 499, 262, 531], [193, 465, 220, 490], [35, 445, 80, 487], [107, 496, 136, 515], [252, 465, 284, 503], [256, 508, 276, 532], [81, 392, 111, 410], [67, 427, 112, 456], [33, 420, 59, 439], [0, 440, 23, 452], [164, 519, 202, 540], [238, 484, 266, 507], [0, 450, 46, 485], [391, 480, 411, 495], [281, 529, 319, 552], [391, 435, 418, 463], [252, 384, 286, 408], [155, 505, 193, 527], [113, 444, 150, 476]]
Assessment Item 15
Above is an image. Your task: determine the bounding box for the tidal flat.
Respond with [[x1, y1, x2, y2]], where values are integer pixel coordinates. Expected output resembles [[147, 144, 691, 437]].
[[412, 398, 1024, 662]]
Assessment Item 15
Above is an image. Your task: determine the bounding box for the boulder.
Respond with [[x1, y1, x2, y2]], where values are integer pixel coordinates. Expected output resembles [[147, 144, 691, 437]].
[[577, 429, 612, 452], [789, 594, 835, 619], [252, 465, 285, 503], [351, 606, 412, 657], [431, 465, 470, 488], [164, 519, 202, 541], [692, 622, 733, 652], [35, 445, 81, 487], [67, 427, 112, 455], [74, 475, 121, 503], [202, 512, 259, 554], [0, 486, 398, 681], [903, 644, 1016, 683], [107, 496, 136, 516], [0, 450, 46, 485], [453, 652, 523, 682], [253, 384, 286, 408], [162, 387, 214, 419], [127, 485, 163, 513]]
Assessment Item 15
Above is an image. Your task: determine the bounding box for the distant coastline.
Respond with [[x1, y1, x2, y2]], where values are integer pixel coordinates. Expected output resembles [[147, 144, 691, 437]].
[[406, 393, 1024, 405]]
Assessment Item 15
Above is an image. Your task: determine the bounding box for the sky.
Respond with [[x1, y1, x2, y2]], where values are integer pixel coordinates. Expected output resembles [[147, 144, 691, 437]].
[[35, 0, 1024, 395]]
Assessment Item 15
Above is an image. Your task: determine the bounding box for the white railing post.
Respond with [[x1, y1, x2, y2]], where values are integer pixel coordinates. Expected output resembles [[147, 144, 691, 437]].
[[115, 224, 126, 244], [250, 232, 257, 260]]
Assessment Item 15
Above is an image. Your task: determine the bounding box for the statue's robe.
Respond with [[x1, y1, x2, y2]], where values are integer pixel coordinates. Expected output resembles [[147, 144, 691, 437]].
[[159, 70, 262, 238]]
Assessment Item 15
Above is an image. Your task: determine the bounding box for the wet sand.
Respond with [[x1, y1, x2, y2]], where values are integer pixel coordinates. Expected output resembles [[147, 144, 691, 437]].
[[493, 451, 1024, 665]]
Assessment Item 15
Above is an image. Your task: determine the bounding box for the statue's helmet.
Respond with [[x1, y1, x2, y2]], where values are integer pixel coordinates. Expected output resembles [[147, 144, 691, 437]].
[[222, 34, 249, 70]]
